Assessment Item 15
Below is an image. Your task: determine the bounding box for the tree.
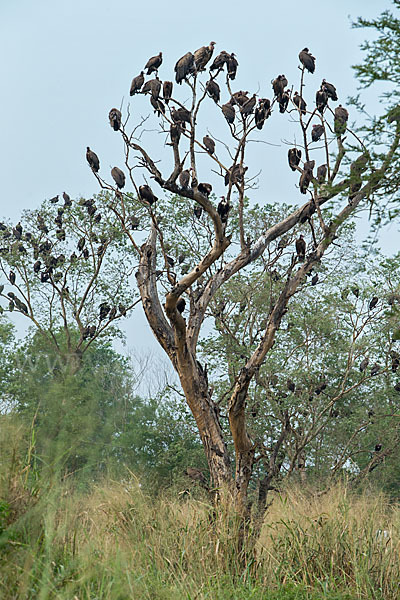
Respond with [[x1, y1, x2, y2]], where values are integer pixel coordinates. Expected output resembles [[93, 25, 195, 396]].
[[82, 27, 400, 531]]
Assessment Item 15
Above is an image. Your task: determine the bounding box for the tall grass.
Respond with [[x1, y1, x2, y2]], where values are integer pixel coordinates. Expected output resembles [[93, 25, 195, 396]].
[[0, 417, 399, 599]]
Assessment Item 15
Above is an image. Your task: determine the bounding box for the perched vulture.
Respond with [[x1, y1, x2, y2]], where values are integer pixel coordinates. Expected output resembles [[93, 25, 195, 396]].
[[349, 154, 368, 200], [279, 90, 290, 113], [351, 286, 360, 298], [369, 296, 378, 310], [56, 229, 66, 241], [198, 182, 212, 196], [170, 123, 181, 144], [163, 80, 173, 103], [206, 79, 220, 103], [334, 105, 349, 135], [295, 235, 306, 261], [77, 237, 86, 252], [139, 184, 158, 205], [311, 273, 319, 285], [130, 72, 145, 95], [49, 196, 59, 204], [317, 164, 327, 183], [171, 106, 191, 125], [99, 302, 111, 321], [321, 79, 338, 101], [298, 48, 315, 73], [111, 167, 125, 189], [299, 160, 315, 194], [203, 135, 215, 154], [293, 92, 307, 115], [176, 298, 186, 314], [311, 124, 324, 142], [179, 169, 190, 189], [370, 363, 380, 376], [142, 77, 161, 99], [391, 353, 400, 372], [240, 94, 256, 116], [360, 357, 369, 372], [145, 52, 162, 75], [166, 255, 175, 267], [217, 196, 230, 223], [221, 102, 235, 124], [150, 96, 165, 116], [375, 443, 382, 452], [194, 42, 215, 71], [119, 304, 127, 316], [9, 270, 16, 285], [255, 104, 266, 129], [272, 74, 288, 98], [225, 164, 247, 185], [33, 260, 41, 273], [63, 192, 72, 207], [288, 148, 302, 171], [193, 205, 203, 219], [316, 88, 328, 114], [108, 108, 122, 131], [227, 53, 238, 80], [174, 51, 195, 84], [86, 147, 100, 172], [287, 379, 295, 392], [230, 91, 249, 106], [210, 50, 230, 71]]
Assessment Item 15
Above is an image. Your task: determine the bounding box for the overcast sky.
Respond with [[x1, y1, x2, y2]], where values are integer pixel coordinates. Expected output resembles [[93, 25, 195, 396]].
[[0, 0, 396, 356]]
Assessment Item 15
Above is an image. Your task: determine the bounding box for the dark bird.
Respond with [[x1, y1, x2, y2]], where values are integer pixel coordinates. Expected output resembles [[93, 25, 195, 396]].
[[99, 302, 111, 321], [56, 229, 66, 241], [299, 48, 315, 73], [375, 443, 382, 452], [391, 353, 400, 373], [49, 195, 59, 204], [94, 213, 102, 224], [171, 106, 191, 125], [142, 77, 161, 99], [227, 53, 238, 79], [174, 51, 195, 84], [225, 164, 247, 185], [394, 382, 400, 393], [369, 296, 378, 310], [33, 260, 41, 273], [279, 90, 290, 113], [311, 124, 324, 142], [139, 185, 158, 205], [130, 71, 145, 95], [287, 379, 296, 392], [198, 182, 212, 196], [218, 196, 230, 223], [163, 80, 173, 103], [334, 105, 349, 135], [9, 270, 16, 285], [108, 108, 122, 131], [316, 88, 328, 114], [111, 167, 126, 189], [299, 160, 315, 194], [176, 298, 186, 313], [317, 164, 327, 183], [221, 102, 235, 124], [321, 79, 338, 101], [360, 357, 369, 372], [272, 74, 288, 98], [206, 79, 220, 103], [87, 204, 97, 217], [0, 222, 6, 231], [83, 248, 89, 259], [194, 205, 203, 219], [210, 50, 230, 71], [86, 147, 100, 172], [145, 52, 162, 75], [194, 42, 215, 71], [170, 123, 181, 144], [179, 169, 190, 189], [293, 92, 307, 115], [119, 304, 127, 316], [166, 255, 175, 268], [370, 363, 380, 376], [63, 192, 72, 207], [240, 94, 256, 117], [311, 274, 319, 285], [349, 154, 369, 200], [203, 135, 215, 154], [288, 148, 302, 171], [295, 235, 306, 260], [109, 306, 117, 320]]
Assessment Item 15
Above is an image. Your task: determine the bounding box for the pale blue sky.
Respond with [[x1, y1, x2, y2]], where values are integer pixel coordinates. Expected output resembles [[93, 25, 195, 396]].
[[0, 0, 396, 354]]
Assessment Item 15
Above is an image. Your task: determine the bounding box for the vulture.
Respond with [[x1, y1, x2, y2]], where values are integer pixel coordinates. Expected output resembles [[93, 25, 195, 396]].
[[109, 306, 117, 320], [111, 167, 125, 189], [334, 105, 349, 135], [272, 74, 288, 98], [360, 357, 369, 372], [130, 72, 145, 95], [13, 227, 22, 240], [170, 123, 181, 144], [142, 77, 161, 99], [119, 304, 127, 316], [198, 182, 212, 196], [316, 88, 328, 114], [139, 184, 158, 205], [9, 270, 16, 285], [299, 160, 315, 194], [94, 213, 102, 224], [279, 90, 290, 113], [311, 273, 319, 285], [0, 222, 6, 231], [210, 50, 230, 71], [56, 229, 66, 241], [217, 196, 230, 223], [83, 248, 89, 259], [227, 53, 238, 79], [99, 302, 111, 321], [150, 96, 165, 116], [287, 379, 295, 392], [179, 169, 190, 189], [298, 48, 315, 73], [193, 205, 203, 219], [240, 94, 256, 116], [391, 353, 400, 373], [49, 195, 59, 204], [288, 148, 302, 171], [203, 135, 215, 154], [311, 124, 324, 142], [321, 79, 338, 101], [166, 255, 175, 268], [370, 363, 380, 376], [206, 79, 220, 103], [63, 192, 72, 207], [293, 92, 307, 115], [351, 286, 360, 298], [369, 296, 379, 310], [295, 235, 306, 261], [176, 298, 186, 313], [86, 147, 100, 172], [33, 260, 41, 273], [163, 80, 173, 103], [225, 164, 247, 185], [221, 102, 235, 124], [174, 51, 195, 84], [375, 443, 382, 452], [108, 108, 122, 131], [145, 52, 162, 75], [178, 254, 186, 264], [230, 90, 249, 106], [317, 164, 327, 183], [87, 204, 96, 216], [349, 154, 368, 200], [394, 382, 400, 393], [255, 104, 266, 129], [194, 42, 216, 71], [171, 106, 191, 125]]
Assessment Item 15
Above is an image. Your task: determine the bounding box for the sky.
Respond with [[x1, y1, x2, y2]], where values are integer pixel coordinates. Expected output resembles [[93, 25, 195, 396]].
[[0, 0, 397, 357]]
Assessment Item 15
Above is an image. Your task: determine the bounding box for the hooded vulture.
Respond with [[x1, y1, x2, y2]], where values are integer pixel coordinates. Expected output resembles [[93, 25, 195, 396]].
[[272, 74, 288, 98], [163, 80, 173, 103], [130, 72, 145, 95], [240, 94, 256, 116], [334, 105, 349, 135], [171, 106, 191, 125], [222, 102, 235, 124], [49, 196, 59, 204], [86, 147, 100, 172], [255, 102, 266, 129], [349, 154, 368, 200], [360, 357, 369, 372], [111, 167, 125, 189], [288, 148, 301, 171], [299, 160, 315, 194], [218, 196, 230, 222], [109, 108, 122, 131], [203, 135, 215, 154], [174, 52, 195, 84], [9, 270, 16, 285], [279, 90, 290, 113], [198, 182, 212, 196], [316, 88, 328, 114], [179, 169, 190, 189], [139, 184, 158, 205], [295, 235, 306, 260], [227, 53, 238, 79], [206, 79, 220, 103], [142, 78, 161, 99], [293, 92, 307, 115], [194, 42, 215, 71], [369, 296, 378, 310], [193, 205, 203, 218], [317, 164, 327, 183], [210, 50, 230, 71], [311, 124, 324, 142], [322, 79, 338, 101], [225, 164, 247, 185], [145, 52, 162, 75], [298, 48, 315, 73], [150, 96, 165, 116], [63, 192, 72, 207], [170, 123, 181, 144]]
